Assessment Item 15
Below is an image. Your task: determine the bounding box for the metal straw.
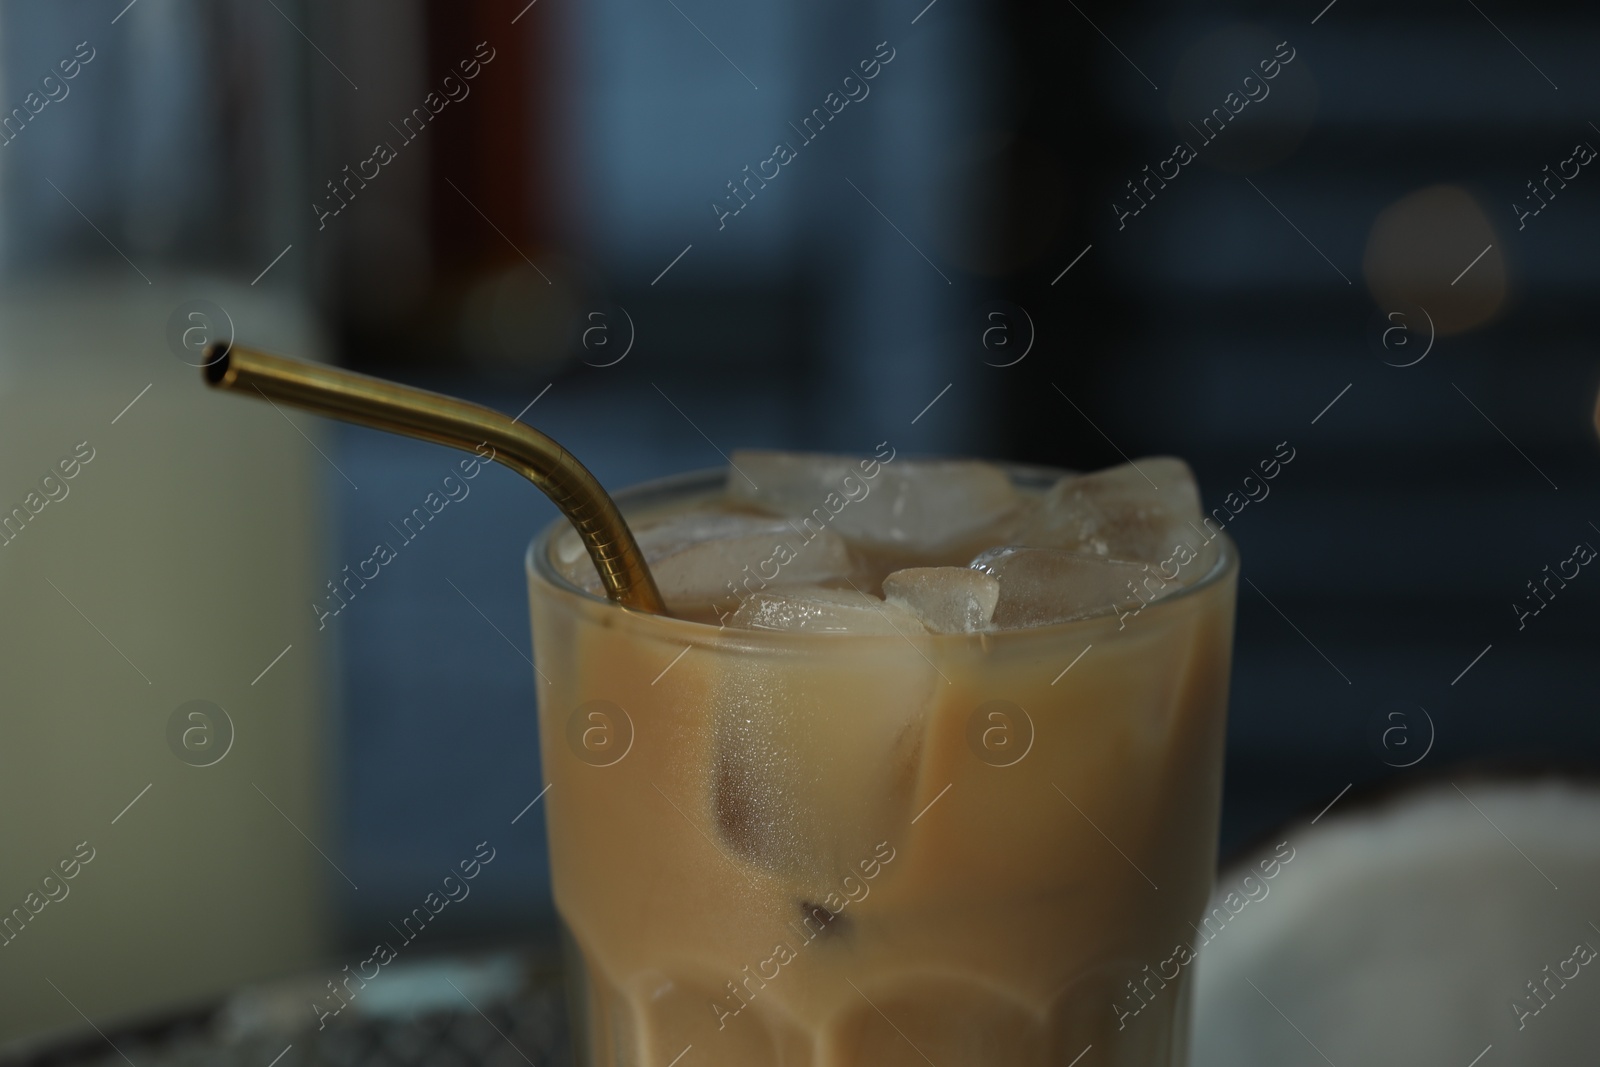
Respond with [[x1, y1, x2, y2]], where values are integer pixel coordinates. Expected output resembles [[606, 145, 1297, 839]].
[[202, 343, 667, 615]]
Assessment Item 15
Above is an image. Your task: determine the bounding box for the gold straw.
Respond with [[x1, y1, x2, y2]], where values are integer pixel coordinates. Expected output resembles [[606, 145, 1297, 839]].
[[202, 343, 668, 616]]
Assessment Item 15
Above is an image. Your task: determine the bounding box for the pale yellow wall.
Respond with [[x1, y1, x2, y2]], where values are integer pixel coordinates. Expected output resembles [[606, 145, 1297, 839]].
[[0, 277, 335, 1044]]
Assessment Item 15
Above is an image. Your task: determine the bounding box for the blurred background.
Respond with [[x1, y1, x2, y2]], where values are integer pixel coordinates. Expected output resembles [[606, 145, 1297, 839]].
[[1, 0, 1597, 1053]]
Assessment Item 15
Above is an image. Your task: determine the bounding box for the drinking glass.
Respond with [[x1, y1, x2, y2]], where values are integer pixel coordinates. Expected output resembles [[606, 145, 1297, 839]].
[[528, 466, 1239, 1067]]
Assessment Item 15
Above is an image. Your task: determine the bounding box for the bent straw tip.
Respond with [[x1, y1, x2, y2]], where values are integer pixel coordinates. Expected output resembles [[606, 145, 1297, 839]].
[[200, 342, 234, 386], [198, 340, 670, 616]]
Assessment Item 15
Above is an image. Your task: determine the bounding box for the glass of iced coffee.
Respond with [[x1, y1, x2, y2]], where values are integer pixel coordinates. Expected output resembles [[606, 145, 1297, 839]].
[[529, 449, 1238, 1067]]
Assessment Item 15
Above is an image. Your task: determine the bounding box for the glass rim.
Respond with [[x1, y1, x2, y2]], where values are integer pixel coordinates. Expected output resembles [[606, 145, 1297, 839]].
[[527, 463, 1238, 637]]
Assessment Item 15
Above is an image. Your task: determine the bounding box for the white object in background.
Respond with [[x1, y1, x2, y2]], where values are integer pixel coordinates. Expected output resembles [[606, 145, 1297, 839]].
[[1191, 777, 1600, 1067], [0, 276, 338, 1046]]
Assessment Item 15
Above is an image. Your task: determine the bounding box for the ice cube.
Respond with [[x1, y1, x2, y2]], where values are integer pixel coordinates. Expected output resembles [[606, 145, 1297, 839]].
[[552, 525, 587, 572], [726, 585, 927, 635], [882, 567, 1000, 633], [555, 510, 856, 611], [707, 613, 933, 891], [727, 450, 1020, 553], [1012, 457, 1203, 566], [646, 514, 857, 606], [972, 545, 1174, 629]]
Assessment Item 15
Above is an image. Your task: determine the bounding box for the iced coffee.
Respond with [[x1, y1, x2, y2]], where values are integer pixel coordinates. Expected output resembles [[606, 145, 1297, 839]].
[[530, 449, 1237, 1066]]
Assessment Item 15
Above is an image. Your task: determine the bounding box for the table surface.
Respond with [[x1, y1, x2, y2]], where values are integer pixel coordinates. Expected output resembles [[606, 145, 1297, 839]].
[[0, 948, 574, 1067]]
